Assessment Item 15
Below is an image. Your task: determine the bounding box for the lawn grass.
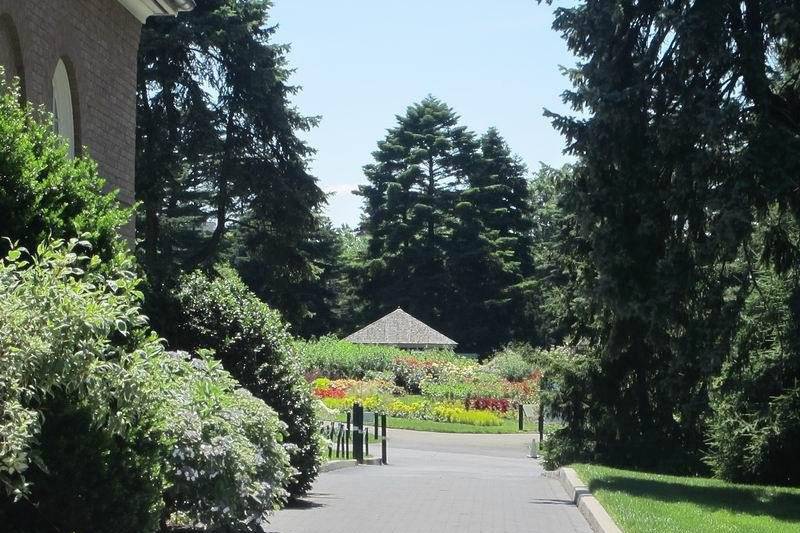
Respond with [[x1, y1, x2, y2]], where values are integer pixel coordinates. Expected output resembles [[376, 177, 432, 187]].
[[571, 463, 800, 533], [331, 412, 532, 434]]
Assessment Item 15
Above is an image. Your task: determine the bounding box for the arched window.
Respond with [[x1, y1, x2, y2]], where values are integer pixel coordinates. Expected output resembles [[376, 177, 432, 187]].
[[0, 14, 25, 98], [52, 59, 76, 157]]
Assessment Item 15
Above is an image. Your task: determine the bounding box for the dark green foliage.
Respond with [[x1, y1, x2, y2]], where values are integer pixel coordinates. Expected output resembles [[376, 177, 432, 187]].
[[169, 268, 321, 497], [0, 73, 129, 261], [536, 0, 800, 481], [706, 215, 800, 485], [0, 398, 164, 533], [136, 0, 326, 333], [447, 128, 534, 352], [357, 98, 534, 352], [0, 241, 294, 532], [358, 96, 476, 334]]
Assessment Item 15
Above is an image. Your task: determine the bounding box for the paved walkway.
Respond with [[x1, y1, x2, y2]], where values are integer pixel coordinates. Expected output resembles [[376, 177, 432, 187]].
[[266, 429, 592, 533]]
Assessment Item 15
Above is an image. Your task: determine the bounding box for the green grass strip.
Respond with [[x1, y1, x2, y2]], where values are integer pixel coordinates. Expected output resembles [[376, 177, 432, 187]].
[[571, 463, 800, 533]]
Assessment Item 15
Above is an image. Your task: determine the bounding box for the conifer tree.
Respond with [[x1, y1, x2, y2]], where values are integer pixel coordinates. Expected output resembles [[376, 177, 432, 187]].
[[136, 0, 326, 329], [446, 128, 534, 352], [357, 97, 477, 329]]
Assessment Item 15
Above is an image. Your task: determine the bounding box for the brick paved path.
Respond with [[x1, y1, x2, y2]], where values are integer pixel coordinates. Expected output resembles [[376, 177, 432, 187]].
[[266, 429, 592, 533]]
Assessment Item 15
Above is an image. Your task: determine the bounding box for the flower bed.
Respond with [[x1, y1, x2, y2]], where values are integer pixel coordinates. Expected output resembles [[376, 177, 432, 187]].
[[317, 394, 504, 427], [302, 340, 542, 430]]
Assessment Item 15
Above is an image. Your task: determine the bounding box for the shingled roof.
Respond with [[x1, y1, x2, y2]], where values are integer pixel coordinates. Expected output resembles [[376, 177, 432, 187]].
[[345, 308, 457, 349]]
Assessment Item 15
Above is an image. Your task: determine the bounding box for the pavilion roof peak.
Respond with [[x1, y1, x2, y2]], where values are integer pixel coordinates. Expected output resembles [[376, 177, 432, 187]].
[[345, 308, 457, 348]]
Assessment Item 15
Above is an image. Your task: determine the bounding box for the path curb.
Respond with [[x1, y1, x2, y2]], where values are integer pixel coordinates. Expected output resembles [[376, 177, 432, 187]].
[[320, 460, 357, 472], [547, 467, 622, 533], [320, 458, 382, 472]]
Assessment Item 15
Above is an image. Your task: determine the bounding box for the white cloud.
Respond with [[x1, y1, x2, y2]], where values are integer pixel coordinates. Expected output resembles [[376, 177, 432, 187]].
[[324, 183, 360, 195]]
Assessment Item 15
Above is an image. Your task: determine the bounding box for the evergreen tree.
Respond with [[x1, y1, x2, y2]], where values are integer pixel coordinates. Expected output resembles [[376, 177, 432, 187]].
[[538, 0, 800, 473], [136, 0, 326, 329], [446, 128, 534, 352], [357, 97, 477, 330]]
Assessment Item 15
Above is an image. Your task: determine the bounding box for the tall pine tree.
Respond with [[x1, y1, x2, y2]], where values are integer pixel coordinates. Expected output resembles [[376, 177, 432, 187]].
[[136, 0, 326, 330], [447, 128, 534, 352], [357, 97, 477, 331], [538, 0, 800, 472]]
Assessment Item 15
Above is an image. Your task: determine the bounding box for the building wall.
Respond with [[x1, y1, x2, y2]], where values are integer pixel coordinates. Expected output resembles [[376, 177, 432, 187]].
[[0, 0, 141, 213]]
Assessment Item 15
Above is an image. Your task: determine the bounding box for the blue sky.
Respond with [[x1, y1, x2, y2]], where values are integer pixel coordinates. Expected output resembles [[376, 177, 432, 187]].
[[270, 0, 576, 227]]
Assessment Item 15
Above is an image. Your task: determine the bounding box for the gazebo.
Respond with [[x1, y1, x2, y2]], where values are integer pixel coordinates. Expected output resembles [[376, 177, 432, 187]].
[[345, 308, 458, 350]]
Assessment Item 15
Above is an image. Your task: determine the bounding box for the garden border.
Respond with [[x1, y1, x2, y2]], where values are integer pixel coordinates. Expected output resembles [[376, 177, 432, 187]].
[[545, 467, 622, 533], [320, 457, 383, 473]]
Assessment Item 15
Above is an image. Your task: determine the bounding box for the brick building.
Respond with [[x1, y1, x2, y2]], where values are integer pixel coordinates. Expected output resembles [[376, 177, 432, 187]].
[[0, 0, 193, 233]]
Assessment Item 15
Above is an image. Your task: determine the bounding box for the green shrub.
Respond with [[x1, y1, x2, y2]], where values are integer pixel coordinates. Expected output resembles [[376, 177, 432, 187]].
[[0, 241, 294, 531], [485, 344, 536, 381], [705, 266, 800, 485], [296, 338, 468, 389], [0, 397, 165, 533], [146, 351, 292, 529], [419, 373, 507, 401], [0, 70, 129, 262], [171, 268, 322, 497], [0, 240, 166, 532], [295, 336, 396, 378]]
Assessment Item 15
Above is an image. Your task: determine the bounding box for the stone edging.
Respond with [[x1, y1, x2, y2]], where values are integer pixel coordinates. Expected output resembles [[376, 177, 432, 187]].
[[545, 467, 623, 533], [320, 459, 357, 472], [320, 458, 383, 473]]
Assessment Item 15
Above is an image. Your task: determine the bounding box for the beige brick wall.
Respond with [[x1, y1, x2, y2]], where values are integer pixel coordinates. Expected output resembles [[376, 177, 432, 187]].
[[0, 0, 141, 220]]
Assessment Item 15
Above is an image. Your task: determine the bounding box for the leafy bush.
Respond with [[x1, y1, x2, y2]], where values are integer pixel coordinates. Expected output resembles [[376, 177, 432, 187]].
[[465, 397, 511, 413], [295, 337, 465, 382], [171, 268, 322, 497], [0, 241, 294, 531], [485, 344, 537, 381], [419, 373, 506, 401], [146, 351, 292, 529], [0, 240, 165, 532], [430, 404, 503, 426], [1, 396, 165, 533], [0, 70, 129, 262], [392, 355, 474, 393], [295, 337, 396, 378]]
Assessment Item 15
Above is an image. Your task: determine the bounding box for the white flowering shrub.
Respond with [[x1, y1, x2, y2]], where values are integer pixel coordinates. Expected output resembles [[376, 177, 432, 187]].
[[148, 351, 292, 530], [172, 268, 323, 497], [0, 241, 293, 532]]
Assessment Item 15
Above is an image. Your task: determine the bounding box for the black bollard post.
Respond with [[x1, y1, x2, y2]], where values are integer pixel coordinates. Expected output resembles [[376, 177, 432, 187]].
[[353, 403, 364, 464], [538, 402, 544, 444], [365, 427, 369, 457], [518, 404, 524, 432], [381, 414, 387, 465], [328, 422, 334, 459], [374, 413, 379, 439], [346, 411, 351, 460]]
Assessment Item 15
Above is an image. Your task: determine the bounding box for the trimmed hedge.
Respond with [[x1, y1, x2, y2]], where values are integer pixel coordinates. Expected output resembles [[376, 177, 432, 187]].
[[170, 268, 323, 497]]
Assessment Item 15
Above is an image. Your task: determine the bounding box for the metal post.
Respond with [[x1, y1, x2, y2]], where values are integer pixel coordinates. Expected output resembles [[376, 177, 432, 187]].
[[336, 424, 342, 458], [353, 403, 364, 464], [328, 422, 334, 458], [518, 404, 524, 431], [346, 411, 351, 460], [381, 414, 387, 465], [365, 427, 369, 457], [374, 413, 379, 439], [538, 402, 544, 444]]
